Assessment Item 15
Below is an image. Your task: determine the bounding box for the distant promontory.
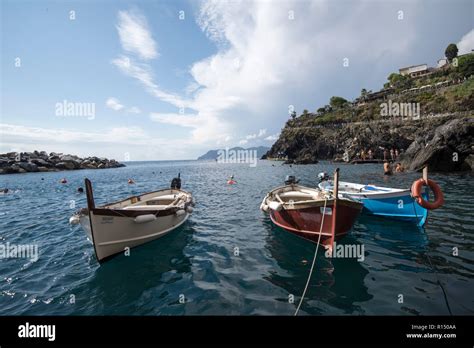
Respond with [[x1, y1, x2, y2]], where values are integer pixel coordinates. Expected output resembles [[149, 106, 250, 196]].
[[0, 151, 125, 174]]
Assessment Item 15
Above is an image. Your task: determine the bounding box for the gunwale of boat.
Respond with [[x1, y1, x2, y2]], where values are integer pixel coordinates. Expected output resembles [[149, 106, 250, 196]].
[[264, 184, 362, 210], [99, 188, 192, 210], [320, 181, 410, 197]]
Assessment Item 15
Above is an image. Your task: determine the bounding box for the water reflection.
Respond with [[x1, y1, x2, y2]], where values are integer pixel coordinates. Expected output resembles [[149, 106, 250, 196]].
[[262, 218, 371, 315], [356, 214, 429, 270], [73, 223, 195, 314]]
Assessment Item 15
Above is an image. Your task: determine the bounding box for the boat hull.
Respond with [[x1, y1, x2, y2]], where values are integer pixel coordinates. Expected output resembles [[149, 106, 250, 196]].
[[269, 200, 362, 247], [339, 189, 429, 227], [82, 210, 189, 262], [320, 181, 429, 227], [356, 191, 428, 226]]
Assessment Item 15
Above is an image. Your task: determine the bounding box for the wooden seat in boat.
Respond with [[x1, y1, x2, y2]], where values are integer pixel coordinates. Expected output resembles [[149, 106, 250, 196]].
[[122, 205, 170, 210]]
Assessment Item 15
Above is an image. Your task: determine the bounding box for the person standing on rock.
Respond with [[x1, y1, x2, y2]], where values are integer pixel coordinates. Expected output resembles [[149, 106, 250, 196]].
[[390, 148, 395, 161], [383, 149, 389, 161], [395, 149, 400, 159], [368, 149, 373, 160]]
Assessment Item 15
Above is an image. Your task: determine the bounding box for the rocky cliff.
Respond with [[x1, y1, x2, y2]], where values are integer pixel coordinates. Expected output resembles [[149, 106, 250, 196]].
[[265, 114, 473, 171], [264, 60, 474, 171]]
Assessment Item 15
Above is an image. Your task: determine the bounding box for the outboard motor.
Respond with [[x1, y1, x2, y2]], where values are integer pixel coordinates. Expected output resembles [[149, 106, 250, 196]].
[[284, 175, 299, 185], [318, 172, 329, 183], [170, 173, 182, 189]]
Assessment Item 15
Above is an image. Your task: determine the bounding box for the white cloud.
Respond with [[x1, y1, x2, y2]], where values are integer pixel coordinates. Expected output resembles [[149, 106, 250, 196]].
[[112, 55, 190, 108], [245, 133, 257, 140], [0, 123, 193, 160], [238, 139, 248, 145], [117, 10, 158, 60], [457, 29, 474, 55], [241, 128, 268, 144], [127, 106, 141, 114], [1, 123, 147, 145], [149, 113, 200, 128], [265, 134, 279, 141], [106, 97, 124, 111], [112, 1, 423, 150]]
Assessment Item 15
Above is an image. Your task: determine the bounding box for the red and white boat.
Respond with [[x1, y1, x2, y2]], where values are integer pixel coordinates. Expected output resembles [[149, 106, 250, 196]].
[[260, 169, 363, 251]]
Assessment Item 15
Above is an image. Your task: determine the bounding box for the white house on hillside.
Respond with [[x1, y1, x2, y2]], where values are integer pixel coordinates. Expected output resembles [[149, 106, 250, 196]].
[[399, 64, 429, 77], [437, 58, 448, 68]]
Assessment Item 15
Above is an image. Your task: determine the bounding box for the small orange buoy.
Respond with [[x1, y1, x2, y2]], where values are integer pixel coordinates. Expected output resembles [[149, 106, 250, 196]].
[[60, 178, 67, 184], [128, 179, 135, 184]]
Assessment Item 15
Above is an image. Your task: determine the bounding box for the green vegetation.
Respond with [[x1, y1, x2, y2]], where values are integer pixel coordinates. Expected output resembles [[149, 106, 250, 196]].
[[445, 43, 458, 62], [457, 53, 474, 77], [288, 52, 473, 128], [329, 96, 348, 109], [289, 79, 472, 127]]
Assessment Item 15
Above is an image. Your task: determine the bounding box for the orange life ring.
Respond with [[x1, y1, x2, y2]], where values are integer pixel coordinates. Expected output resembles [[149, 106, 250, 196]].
[[411, 178, 444, 210]]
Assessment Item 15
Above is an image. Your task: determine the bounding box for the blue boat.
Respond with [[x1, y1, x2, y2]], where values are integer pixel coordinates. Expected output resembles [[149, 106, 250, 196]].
[[318, 179, 429, 227]]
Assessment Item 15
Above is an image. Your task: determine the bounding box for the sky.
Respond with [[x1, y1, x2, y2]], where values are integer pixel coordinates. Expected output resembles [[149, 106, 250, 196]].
[[1, 0, 473, 161]]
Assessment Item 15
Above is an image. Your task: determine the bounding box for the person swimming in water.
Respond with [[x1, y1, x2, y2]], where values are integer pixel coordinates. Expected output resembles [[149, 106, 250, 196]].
[[395, 162, 405, 173], [227, 175, 236, 184], [383, 161, 393, 175]]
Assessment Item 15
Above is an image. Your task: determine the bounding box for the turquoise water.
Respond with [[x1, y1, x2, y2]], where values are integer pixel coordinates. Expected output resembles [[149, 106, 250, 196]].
[[0, 160, 473, 315]]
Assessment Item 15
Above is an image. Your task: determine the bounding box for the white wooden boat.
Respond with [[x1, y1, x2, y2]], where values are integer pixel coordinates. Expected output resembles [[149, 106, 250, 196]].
[[70, 175, 194, 263]]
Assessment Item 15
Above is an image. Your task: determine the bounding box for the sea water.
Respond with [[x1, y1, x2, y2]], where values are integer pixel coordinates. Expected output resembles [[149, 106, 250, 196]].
[[0, 160, 472, 315]]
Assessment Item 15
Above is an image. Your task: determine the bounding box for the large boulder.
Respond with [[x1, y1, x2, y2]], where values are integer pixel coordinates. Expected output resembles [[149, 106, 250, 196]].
[[400, 118, 473, 171], [464, 154, 474, 170], [31, 158, 51, 167], [60, 154, 79, 162], [48, 155, 61, 163], [0, 158, 9, 168], [55, 161, 75, 170], [18, 162, 39, 172], [2, 166, 19, 174]]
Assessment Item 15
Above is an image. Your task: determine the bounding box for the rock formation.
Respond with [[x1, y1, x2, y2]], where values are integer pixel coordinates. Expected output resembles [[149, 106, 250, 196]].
[[0, 151, 126, 174]]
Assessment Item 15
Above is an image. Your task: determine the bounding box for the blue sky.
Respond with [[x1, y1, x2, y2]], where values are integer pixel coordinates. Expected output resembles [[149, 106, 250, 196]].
[[1, 0, 473, 160]]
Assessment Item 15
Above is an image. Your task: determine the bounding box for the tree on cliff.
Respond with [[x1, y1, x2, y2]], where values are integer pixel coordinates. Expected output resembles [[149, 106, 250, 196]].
[[302, 109, 309, 117], [290, 110, 297, 119], [386, 72, 410, 91], [316, 107, 326, 115], [329, 96, 348, 109], [445, 43, 458, 62]]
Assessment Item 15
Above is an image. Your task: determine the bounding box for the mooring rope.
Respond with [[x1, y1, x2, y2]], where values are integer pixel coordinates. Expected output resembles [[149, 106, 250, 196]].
[[294, 197, 328, 316], [412, 200, 453, 315]]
